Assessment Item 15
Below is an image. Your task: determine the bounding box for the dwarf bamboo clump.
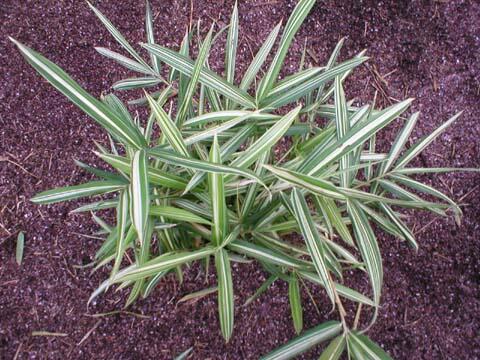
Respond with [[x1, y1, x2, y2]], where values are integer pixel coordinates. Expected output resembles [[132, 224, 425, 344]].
[[12, 0, 472, 358]]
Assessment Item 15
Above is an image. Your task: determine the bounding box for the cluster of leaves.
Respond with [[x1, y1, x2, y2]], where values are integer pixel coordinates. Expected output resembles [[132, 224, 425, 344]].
[[12, 0, 472, 358]]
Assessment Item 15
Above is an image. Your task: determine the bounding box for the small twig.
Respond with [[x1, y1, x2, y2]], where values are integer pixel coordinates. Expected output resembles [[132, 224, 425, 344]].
[[0, 156, 39, 179], [31, 331, 68, 337], [84, 310, 150, 319], [353, 303, 363, 329], [458, 185, 479, 203], [77, 320, 102, 346], [13, 342, 22, 360]]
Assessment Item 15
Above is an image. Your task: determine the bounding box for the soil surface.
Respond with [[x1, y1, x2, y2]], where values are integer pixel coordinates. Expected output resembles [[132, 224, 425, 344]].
[[1, 0, 479, 359]]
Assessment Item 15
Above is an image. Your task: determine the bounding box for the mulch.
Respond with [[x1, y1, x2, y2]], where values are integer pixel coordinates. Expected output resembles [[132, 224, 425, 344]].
[[1, 0, 479, 359]]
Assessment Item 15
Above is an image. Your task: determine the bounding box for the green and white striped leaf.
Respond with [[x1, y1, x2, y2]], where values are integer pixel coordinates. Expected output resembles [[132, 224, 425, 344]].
[[145, 92, 189, 157], [260, 57, 368, 109], [142, 43, 255, 108], [209, 137, 228, 246], [288, 274, 303, 334], [291, 189, 335, 304], [101, 93, 133, 126], [150, 206, 211, 225], [315, 37, 345, 102], [299, 271, 376, 307], [113, 247, 216, 283], [96, 152, 187, 190], [316, 196, 354, 246], [145, 0, 161, 73], [95, 47, 152, 75], [131, 150, 150, 245], [87, 2, 152, 71], [110, 192, 131, 279], [347, 200, 382, 305], [144, 86, 174, 143], [396, 111, 462, 169], [176, 25, 214, 126], [225, 2, 238, 109], [392, 167, 480, 175], [382, 111, 419, 174], [31, 180, 125, 204], [11, 39, 147, 149], [231, 106, 300, 169], [267, 67, 323, 98], [265, 165, 346, 201], [260, 321, 342, 360], [391, 173, 461, 220], [334, 76, 351, 187], [240, 21, 281, 91], [74, 159, 126, 183], [148, 148, 267, 189], [257, 0, 316, 100], [348, 332, 393, 360], [70, 199, 118, 213], [303, 98, 413, 175], [319, 335, 346, 360], [379, 203, 418, 250], [184, 110, 279, 127], [215, 248, 234, 342], [184, 112, 256, 146], [112, 77, 160, 91], [228, 240, 307, 270]]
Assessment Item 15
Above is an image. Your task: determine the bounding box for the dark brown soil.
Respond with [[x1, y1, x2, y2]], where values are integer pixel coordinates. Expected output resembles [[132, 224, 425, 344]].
[[1, 0, 479, 359]]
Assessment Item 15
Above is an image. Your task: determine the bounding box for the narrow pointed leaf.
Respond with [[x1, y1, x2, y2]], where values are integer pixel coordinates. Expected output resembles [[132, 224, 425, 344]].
[[257, 0, 316, 100], [288, 274, 303, 334], [142, 43, 255, 108], [291, 189, 335, 304], [303, 98, 413, 175], [31, 180, 125, 204], [334, 76, 351, 187], [225, 2, 239, 108], [347, 200, 382, 304], [209, 137, 228, 245], [231, 106, 300, 169], [260, 321, 342, 360], [148, 148, 267, 189], [111, 192, 132, 279], [299, 271, 375, 307], [240, 21, 281, 91], [145, 93, 189, 157], [396, 111, 462, 169], [131, 150, 150, 245], [87, 2, 151, 70], [261, 57, 368, 109], [97, 152, 187, 190], [145, 0, 161, 73], [228, 240, 307, 270], [215, 249, 234, 342], [319, 335, 346, 360], [112, 77, 160, 91], [265, 165, 346, 200], [382, 111, 419, 174], [95, 47, 153, 75], [349, 332, 393, 360], [184, 110, 279, 127], [113, 247, 216, 283], [150, 205, 211, 225], [177, 26, 214, 126], [11, 39, 147, 149]]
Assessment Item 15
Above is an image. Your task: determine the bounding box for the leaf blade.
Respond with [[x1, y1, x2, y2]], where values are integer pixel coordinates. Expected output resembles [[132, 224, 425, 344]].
[[215, 249, 234, 342]]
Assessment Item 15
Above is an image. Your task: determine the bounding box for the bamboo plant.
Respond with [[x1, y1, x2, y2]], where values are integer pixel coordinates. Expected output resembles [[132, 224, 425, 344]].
[[11, 0, 475, 358]]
